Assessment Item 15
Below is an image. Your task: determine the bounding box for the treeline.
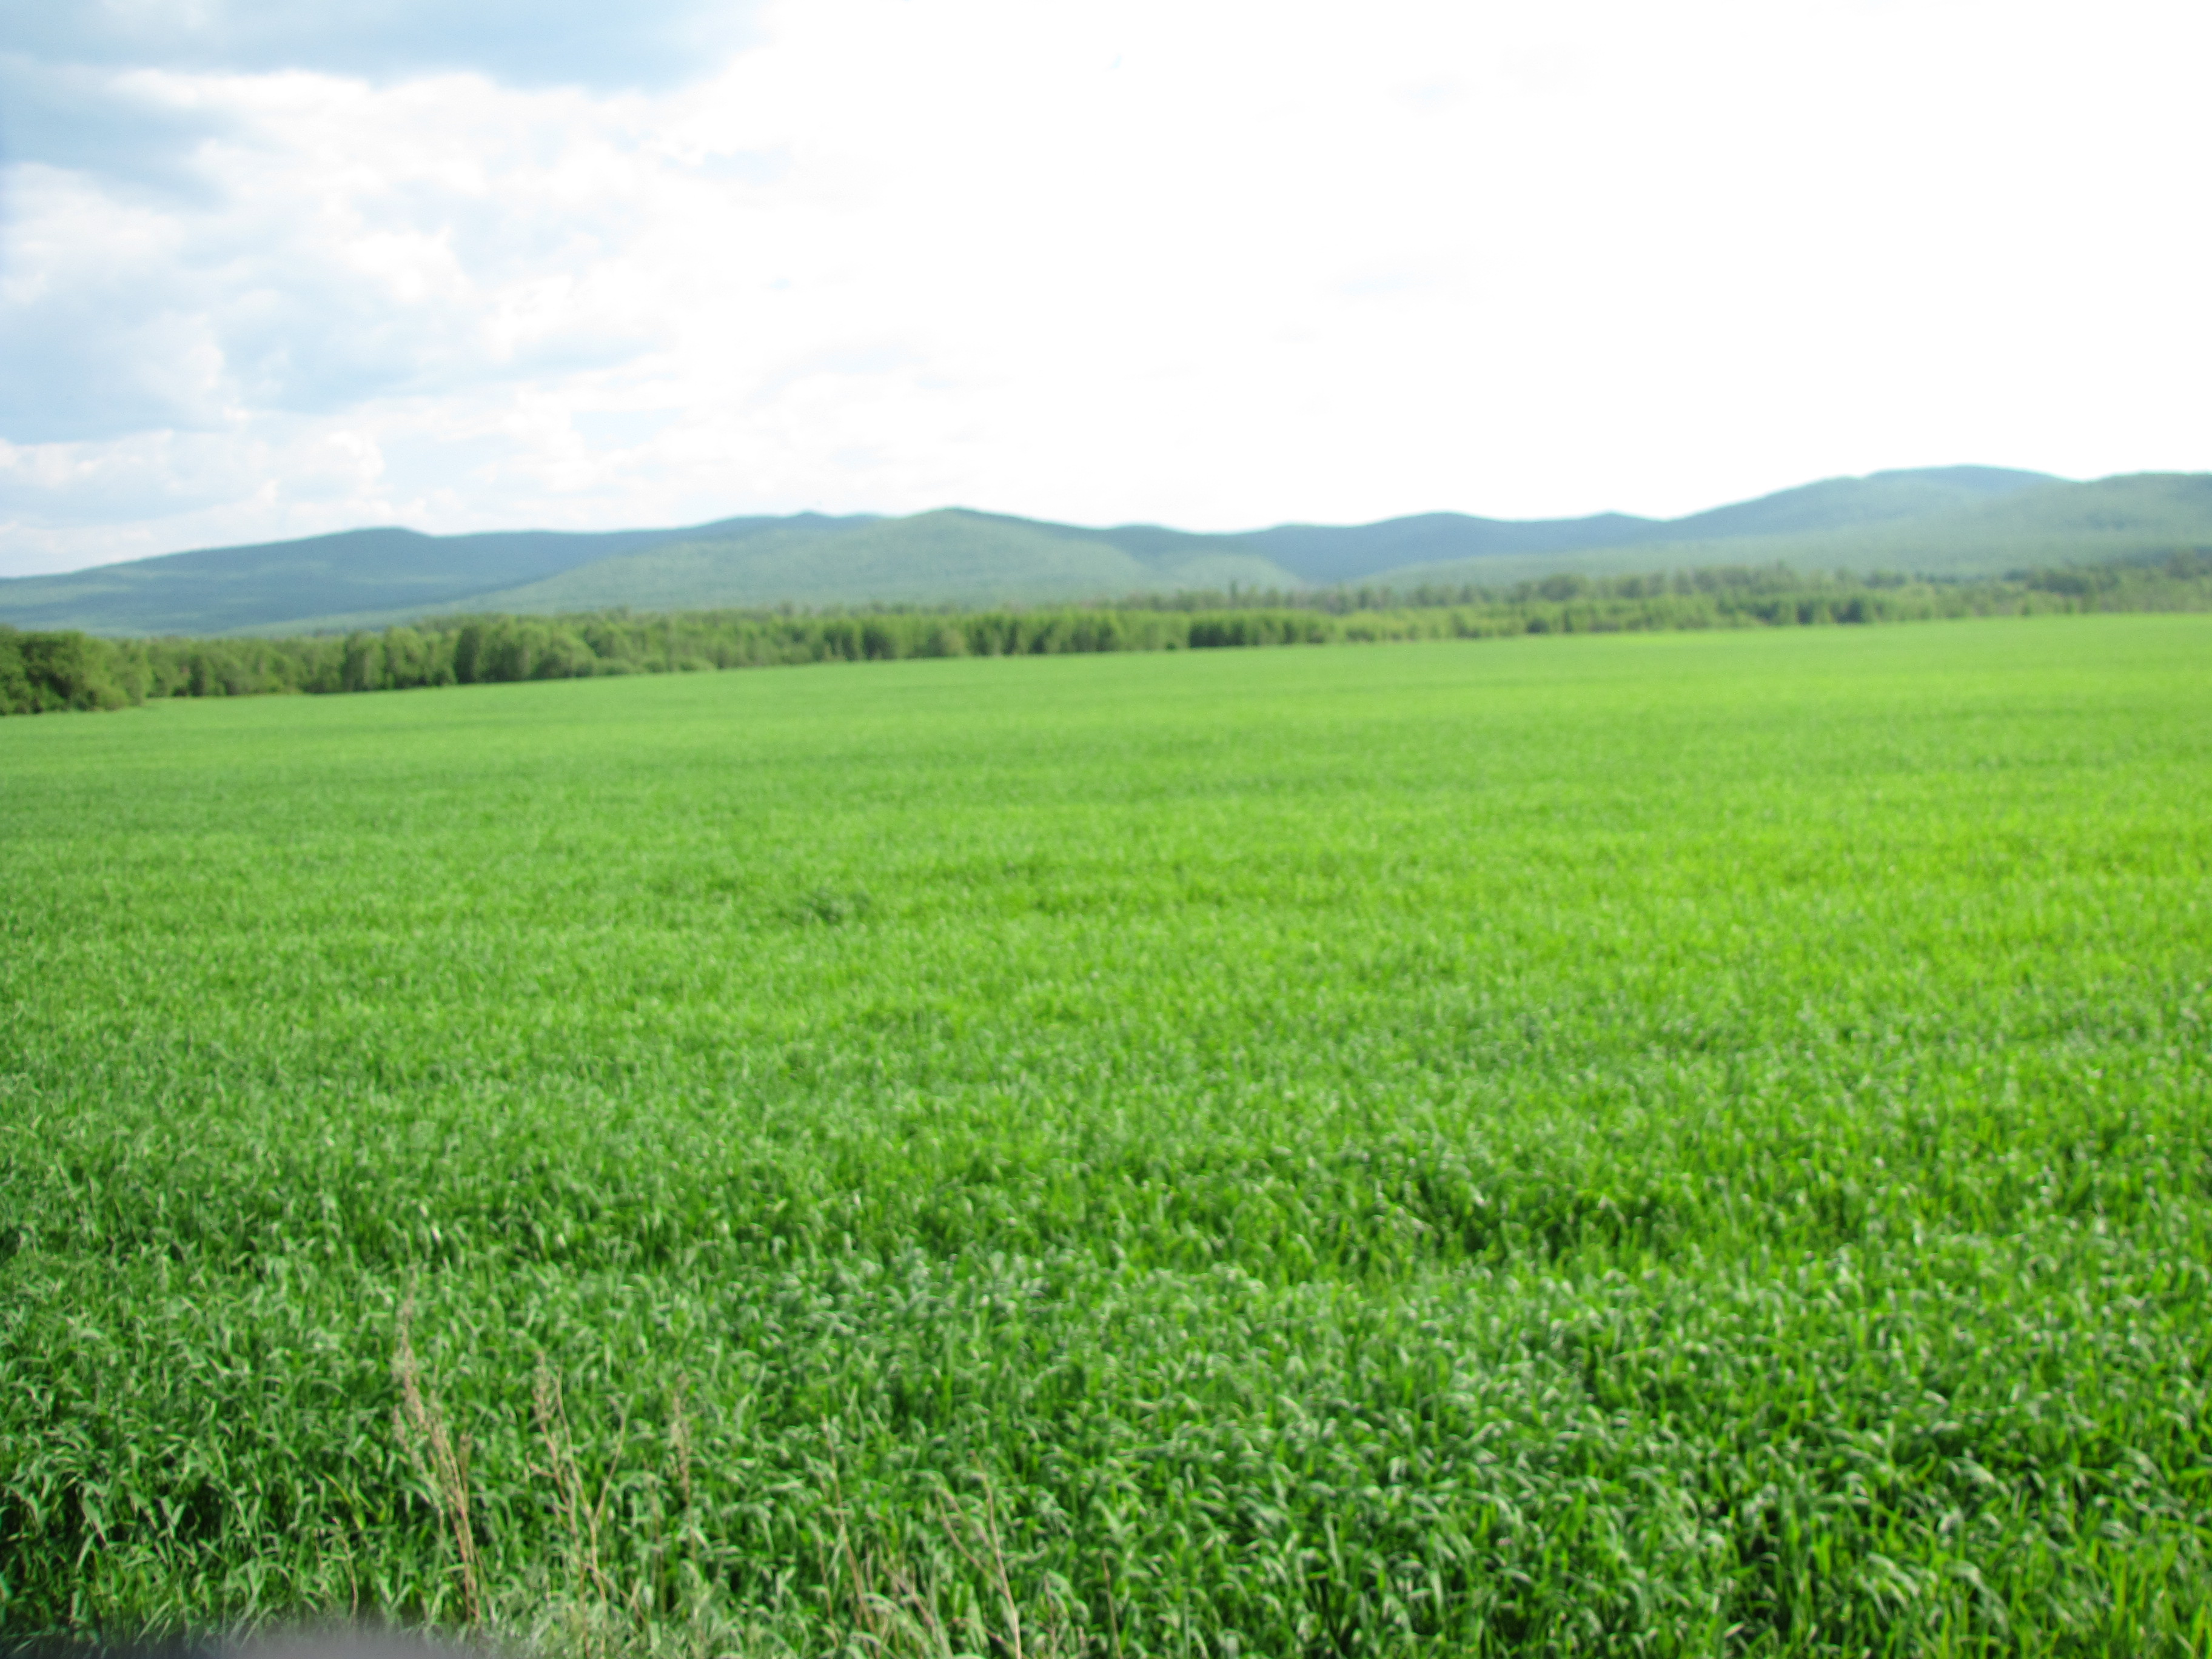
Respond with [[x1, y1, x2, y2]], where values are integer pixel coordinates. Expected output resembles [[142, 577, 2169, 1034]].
[[1127, 548, 2212, 614], [6, 550, 2210, 716]]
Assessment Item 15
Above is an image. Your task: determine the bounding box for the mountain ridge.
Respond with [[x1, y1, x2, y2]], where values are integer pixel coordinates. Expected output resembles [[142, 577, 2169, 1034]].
[[1373, 472, 2212, 592], [11, 466, 2211, 637]]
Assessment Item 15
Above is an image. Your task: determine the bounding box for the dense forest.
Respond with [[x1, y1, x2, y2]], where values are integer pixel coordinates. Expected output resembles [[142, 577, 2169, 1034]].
[[5, 551, 2208, 716]]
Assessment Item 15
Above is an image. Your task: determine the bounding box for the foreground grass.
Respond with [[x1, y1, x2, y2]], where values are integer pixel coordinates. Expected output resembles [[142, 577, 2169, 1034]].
[[2, 616, 2208, 1655]]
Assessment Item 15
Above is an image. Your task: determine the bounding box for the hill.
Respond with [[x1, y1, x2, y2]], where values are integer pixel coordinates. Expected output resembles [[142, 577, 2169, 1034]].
[[430, 509, 1304, 625], [1369, 473, 2212, 591], [1236, 466, 2062, 586], [13, 466, 2212, 636], [0, 515, 874, 635]]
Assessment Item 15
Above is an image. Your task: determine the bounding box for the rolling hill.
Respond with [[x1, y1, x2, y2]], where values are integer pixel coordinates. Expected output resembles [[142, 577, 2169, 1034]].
[[7, 466, 2210, 636], [0, 514, 876, 636], [433, 511, 1305, 623], [1236, 466, 2063, 585], [1373, 472, 2212, 591]]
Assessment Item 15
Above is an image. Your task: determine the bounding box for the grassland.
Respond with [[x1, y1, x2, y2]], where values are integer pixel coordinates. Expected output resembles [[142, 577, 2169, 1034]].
[[2, 616, 2209, 1655]]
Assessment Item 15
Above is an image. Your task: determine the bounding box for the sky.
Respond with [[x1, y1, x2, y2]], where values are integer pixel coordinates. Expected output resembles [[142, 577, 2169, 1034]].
[[1, 0, 2207, 577]]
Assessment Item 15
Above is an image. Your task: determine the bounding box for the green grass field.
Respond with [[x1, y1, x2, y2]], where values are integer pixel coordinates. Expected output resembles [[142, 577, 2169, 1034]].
[[3, 617, 2209, 1655]]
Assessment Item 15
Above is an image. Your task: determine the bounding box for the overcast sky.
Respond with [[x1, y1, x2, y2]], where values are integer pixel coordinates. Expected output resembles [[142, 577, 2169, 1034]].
[[1, 0, 2206, 576]]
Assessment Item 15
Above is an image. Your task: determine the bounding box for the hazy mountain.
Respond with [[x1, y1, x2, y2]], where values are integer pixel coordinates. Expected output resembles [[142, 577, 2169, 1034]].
[[1657, 466, 2056, 542], [416, 510, 1305, 624], [0, 514, 874, 635], [11, 466, 2211, 637], [1369, 472, 2212, 591], [1186, 466, 2062, 586]]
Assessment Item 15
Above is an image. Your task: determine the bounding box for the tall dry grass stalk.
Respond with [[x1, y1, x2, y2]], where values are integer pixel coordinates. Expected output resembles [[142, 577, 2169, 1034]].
[[819, 1472, 1076, 1659], [387, 1333, 1074, 1656], [390, 1298, 482, 1626], [531, 1357, 618, 1614], [666, 1379, 694, 1517]]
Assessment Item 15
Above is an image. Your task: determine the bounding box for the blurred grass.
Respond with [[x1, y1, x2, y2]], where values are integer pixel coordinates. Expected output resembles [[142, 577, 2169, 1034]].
[[2, 617, 2210, 1655]]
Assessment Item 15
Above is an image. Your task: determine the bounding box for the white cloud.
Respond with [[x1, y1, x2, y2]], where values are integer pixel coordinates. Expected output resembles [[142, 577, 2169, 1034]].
[[2, 0, 2208, 576]]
